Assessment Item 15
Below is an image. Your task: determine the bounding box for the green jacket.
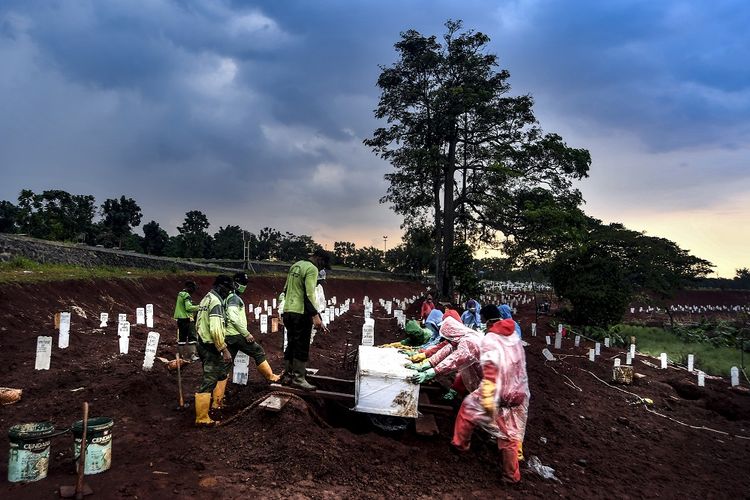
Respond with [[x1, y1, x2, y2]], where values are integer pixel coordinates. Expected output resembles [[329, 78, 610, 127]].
[[225, 292, 250, 338], [281, 260, 319, 316], [173, 290, 200, 319], [196, 290, 227, 350]]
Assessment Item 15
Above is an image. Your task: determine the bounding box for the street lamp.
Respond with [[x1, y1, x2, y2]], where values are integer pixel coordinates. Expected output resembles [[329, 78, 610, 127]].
[[383, 235, 388, 253]]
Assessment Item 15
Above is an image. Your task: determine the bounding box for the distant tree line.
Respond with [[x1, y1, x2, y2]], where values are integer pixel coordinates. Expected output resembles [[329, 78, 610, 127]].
[[0, 189, 434, 274]]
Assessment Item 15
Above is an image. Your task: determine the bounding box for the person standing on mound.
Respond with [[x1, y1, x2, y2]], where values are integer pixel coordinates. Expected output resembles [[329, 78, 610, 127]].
[[222, 272, 280, 394], [280, 249, 331, 391], [194, 275, 234, 426]]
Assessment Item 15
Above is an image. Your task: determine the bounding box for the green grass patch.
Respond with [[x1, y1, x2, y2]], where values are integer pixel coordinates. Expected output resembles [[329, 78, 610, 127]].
[[0, 257, 211, 283], [610, 324, 746, 377]]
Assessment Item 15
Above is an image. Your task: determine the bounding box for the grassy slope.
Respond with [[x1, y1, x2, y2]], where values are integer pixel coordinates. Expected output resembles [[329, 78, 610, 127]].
[[614, 324, 746, 377]]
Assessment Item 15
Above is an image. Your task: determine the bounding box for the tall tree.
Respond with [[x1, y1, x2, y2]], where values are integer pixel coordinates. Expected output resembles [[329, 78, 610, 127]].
[[0, 200, 18, 233], [366, 20, 590, 299], [100, 196, 142, 248], [142, 220, 169, 256], [333, 241, 357, 266], [16, 189, 96, 242], [178, 210, 211, 258], [213, 225, 244, 259]]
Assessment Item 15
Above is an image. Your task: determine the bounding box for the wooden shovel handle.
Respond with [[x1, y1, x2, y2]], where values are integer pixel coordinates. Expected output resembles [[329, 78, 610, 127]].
[[76, 402, 89, 499]]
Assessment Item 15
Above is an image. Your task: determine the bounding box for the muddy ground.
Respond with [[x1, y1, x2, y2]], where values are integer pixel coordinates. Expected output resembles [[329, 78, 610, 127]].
[[0, 276, 749, 499]]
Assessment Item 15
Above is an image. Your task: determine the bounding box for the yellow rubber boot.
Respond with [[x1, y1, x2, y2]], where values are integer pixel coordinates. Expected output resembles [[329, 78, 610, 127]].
[[257, 360, 281, 382], [211, 379, 227, 409], [194, 393, 215, 426], [517, 441, 525, 461]]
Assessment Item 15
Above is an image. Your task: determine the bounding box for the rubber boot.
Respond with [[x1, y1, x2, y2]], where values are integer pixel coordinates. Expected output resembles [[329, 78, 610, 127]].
[[280, 359, 293, 385], [187, 343, 200, 361], [211, 379, 228, 409], [499, 441, 521, 483], [291, 359, 316, 391], [517, 441, 525, 462], [257, 360, 281, 382], [194, 393, 216, 426]]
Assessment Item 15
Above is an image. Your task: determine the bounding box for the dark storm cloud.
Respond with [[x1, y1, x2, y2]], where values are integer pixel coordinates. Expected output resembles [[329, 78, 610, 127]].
[[0, 0, 748, 242]]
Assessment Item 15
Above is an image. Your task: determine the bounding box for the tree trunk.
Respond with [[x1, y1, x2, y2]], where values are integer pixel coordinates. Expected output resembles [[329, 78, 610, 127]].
[[440, 132, 458, 301], [432, 160, 443, 298]]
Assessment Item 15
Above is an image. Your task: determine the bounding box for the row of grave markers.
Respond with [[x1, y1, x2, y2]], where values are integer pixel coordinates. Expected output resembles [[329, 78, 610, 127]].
[[630, 304, 749, 314], [533, 322, 742, 388], [360, 295, 416, 347], [36, 305, 160, 372]]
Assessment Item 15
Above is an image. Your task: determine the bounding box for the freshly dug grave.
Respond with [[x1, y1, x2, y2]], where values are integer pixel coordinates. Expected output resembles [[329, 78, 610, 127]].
[[0, 278, 749, 499]]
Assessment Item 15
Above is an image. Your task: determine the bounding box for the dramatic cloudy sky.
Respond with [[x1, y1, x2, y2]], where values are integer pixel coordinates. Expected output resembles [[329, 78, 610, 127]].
[[1, 1, 748, 276]]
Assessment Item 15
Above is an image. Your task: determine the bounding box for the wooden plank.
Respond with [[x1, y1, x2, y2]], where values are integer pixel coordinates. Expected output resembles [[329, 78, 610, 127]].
[[258, 394, 291, 413], [269, 384, 355, 403], [415, 413, 439, 436]]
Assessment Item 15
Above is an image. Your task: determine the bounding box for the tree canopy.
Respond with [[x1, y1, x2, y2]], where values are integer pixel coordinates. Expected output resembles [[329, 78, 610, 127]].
[[366, 20, 590, 299]]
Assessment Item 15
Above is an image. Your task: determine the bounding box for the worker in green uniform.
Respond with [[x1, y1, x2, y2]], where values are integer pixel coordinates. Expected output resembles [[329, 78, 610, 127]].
[[221, 272, 280, 399], [280, 249, 331, 390], [194, 275, 234, 426], [173, 280, 201, 361]]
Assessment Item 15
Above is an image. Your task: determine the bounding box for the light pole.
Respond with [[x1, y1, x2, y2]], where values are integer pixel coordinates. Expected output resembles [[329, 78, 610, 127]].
[[383, 235, 388, 253]]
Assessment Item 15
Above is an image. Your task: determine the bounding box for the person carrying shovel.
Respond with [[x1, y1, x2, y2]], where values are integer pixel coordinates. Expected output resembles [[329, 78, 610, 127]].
[[173, 280, 201, 361], [194, 275, 234, 426]]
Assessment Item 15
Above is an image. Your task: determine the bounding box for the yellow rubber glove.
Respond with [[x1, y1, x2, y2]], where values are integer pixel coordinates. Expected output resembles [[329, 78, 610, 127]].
[[379, 342, 403, 348], [480, 380, 496, 414], [409, 352, 427, 363]]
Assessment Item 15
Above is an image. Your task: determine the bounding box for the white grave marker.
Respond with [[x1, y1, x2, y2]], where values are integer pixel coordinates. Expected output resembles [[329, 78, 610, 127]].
[[614, 358, 621, 367], [99, 313, 108, 328], [58, 312, 71, 349], [589, 348, 596, 362], [260, 314, 268, 334], [731, 366, 739, 387], [362, 320, 375, 347], [697, 370, 705, 387], [629, 344, 636, 359], [248, 304, 253, 313], [557, 323, 563, 335], [35, 336, 52, 370], [574, 335, 580, 347], [660, 353, 668, 369], [542, 348, 555, 361], [146, 304, 154, 328], [232, 352, 250, 385], [687, 354, 694, 372], [554, 331, 562, 350], [142, 331, 160, 371], [626, 352, 632, 365], [545, 335, 551, 346], [604, 337, 610, 348], [595, 343, 601, 356], [264, 299, 268, 309], [254, 307, 262, 319], [118, 321, 130, 354], [136, 308, 145, 325], [531, 323, 537, 336], [272, 298, 277, 309]]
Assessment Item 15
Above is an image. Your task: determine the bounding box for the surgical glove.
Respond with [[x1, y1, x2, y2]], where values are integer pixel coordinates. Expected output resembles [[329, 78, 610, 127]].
[[480, 380, 496, 414], [442, 389, 458, 401], [410, 368, 436, 384], [399, 349, 417, 357], [379, 342, 403, 348], [409, 352, 427, 363]]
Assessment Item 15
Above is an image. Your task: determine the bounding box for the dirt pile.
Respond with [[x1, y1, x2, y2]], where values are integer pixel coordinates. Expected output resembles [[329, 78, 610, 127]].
[[1, 277, 749, 498]]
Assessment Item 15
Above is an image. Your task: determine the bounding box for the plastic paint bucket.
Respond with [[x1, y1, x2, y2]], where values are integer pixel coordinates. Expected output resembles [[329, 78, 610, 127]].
[[7, 422, 55, 482], [71, 417, 114, 475]]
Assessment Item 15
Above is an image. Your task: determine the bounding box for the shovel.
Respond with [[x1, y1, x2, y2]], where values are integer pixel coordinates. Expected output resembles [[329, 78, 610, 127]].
[[176, 352, 187, 410], [60, 402, 93, 498]]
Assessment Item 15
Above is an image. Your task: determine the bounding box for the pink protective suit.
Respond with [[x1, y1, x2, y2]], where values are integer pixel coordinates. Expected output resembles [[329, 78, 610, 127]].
[[426, 317, 483, 394], [451, 318, 530, 483]]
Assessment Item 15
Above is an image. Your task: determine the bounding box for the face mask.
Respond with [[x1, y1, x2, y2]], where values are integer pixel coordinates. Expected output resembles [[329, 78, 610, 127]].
[[236, 284, 247, 294], [469, 308, 476, 313]]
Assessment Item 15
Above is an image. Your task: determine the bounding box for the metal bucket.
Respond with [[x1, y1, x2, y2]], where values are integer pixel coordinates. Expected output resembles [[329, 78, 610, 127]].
[[71, 417, 114, 475], [7, 422, 55, 482]]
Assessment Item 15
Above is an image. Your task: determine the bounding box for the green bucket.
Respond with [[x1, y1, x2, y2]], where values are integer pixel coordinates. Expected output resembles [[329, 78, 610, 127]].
[[71, 417, 114, 475], [7, 422, 55, 483]]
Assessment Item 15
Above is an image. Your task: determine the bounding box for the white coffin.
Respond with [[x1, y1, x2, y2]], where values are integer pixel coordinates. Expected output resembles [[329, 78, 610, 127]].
[[354, 346, 420, 418]]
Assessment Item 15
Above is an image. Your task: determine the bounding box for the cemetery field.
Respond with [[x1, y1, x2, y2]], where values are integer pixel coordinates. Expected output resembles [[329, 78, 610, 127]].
[[1, 277, 749, 498]]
